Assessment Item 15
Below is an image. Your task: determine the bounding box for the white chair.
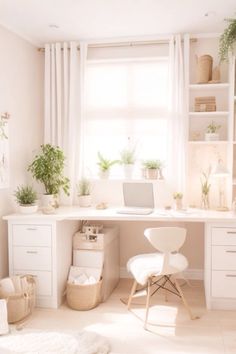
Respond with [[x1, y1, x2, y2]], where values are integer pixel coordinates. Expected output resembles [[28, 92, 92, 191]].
[[127, 227, 197, 329]]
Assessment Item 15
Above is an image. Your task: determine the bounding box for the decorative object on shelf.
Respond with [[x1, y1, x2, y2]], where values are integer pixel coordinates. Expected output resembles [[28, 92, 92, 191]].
[[200, 168, 211, 209], [14, 185, 38, 214], [77, 178, 92, 207], [97, 152, 119, 179], [28, 144, 70, 210], [209, 66, 221, 83], [194, 96, 216, 112], [96, 202, 108, 209], [142, 159, 164, 179], [0, 112, 10, 189], [119, 145, 136, 179], [173, 192, 183, 210], [212, 159, 229, 211], [205, 121, 221, 141], [219, 18, 236, 62], [196, 55, 213, 83]]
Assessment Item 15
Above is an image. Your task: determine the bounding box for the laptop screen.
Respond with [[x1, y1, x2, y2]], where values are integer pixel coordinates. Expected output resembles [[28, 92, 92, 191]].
[[123, 182, 154, 208]]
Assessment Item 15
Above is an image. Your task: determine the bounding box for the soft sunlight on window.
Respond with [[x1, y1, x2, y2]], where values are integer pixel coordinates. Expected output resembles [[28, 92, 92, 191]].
[[84, 58, 169, 178]]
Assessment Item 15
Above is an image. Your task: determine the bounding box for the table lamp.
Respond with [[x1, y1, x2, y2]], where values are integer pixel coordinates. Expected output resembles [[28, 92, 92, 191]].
[[212, 159, 229, 211]]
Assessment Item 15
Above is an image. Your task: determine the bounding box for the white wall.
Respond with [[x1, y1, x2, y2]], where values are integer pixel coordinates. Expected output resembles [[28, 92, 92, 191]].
[[0, 25, 44, 278]]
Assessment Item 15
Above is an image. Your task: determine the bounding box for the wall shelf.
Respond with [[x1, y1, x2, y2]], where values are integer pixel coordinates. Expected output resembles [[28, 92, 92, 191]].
[[189, 111, 229, 117], [188, 141, 228, 145], [189, 83, 229, 90]]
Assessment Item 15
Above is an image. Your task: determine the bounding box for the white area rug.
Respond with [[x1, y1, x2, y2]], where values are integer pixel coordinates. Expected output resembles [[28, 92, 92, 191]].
[[0, 330, 110, 354]]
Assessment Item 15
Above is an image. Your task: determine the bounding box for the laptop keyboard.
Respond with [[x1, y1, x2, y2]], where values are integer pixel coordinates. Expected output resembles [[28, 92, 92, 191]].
[[116, 207, 154, 215]]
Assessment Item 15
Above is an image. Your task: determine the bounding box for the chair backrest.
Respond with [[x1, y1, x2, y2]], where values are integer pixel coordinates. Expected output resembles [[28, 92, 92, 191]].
[[144, 227, 186, 253]]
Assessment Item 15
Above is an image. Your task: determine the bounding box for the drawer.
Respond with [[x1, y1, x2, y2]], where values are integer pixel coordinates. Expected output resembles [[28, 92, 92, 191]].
[[14, 270, 52, 297], [212, 246, 236, 270], [12, 225, 52, 247], [212, 271, 236, 298], [13, 246, 51, 271], [212, 227, 236, 246]]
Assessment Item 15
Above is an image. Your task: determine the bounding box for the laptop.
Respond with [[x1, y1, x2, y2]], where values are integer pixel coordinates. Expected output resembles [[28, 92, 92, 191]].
[[117, 182, 154, 215]]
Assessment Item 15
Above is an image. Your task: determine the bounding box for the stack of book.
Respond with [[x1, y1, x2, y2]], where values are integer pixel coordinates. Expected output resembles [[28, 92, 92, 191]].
[[194, 96, 216, 112]]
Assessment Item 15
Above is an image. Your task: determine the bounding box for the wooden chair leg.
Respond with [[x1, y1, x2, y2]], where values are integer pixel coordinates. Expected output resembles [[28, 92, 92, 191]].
[[144, 278, 151, 330], [127, 280, 138, 310], [174, 278, 198, 320]]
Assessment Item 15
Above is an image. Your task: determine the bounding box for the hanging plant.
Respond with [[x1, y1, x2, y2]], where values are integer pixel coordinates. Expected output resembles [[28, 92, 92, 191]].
[[219, 18, 236, 62]]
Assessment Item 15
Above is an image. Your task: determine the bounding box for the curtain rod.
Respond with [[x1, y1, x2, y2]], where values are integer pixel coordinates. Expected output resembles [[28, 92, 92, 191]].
[[38, 38, 197, 52]]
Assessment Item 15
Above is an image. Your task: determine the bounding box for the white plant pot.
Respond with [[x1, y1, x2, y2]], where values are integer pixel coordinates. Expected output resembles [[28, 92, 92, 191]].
[[146, 169, 158, 179], [205, 133, 219, 141], [123, 164, 134, 179], [19, 205, 38, 214], [99, 170, 110, 179], [42, 194, 57, 208], [78, 195, 92, 207]]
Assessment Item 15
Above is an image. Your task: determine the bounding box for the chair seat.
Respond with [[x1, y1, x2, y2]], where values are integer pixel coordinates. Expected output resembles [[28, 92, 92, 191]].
[[127, 252, 188, 286]]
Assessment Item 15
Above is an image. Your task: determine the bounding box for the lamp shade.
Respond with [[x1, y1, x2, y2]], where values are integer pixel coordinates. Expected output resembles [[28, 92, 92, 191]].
[[212, 159, 229, 177]]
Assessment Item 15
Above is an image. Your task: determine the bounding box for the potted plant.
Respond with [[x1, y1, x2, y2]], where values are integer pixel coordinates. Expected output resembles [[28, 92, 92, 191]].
[[142, 159, 163, 179], [77, 178, 92, 207], [205, 121, 221, 141], [28, 144, 70, 207], [173, 192, 183, 210], [200, 169, 211, 209], [120, 147, 136, 179], [14, 185, 38, 214], [97, 152, 119, 179], [219, 18, 236, 62]]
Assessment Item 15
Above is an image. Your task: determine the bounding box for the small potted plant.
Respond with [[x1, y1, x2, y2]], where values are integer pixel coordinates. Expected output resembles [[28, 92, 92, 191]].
[[173, 192, 183, 210], [142, 159, 163, 179], [77, 178, 92, 207], [14, 185, 38, 214], [28, 144, 70, 208], [97, 152, 119, 179], [120, 147, 136, 179], [205, 121, 221, 141]]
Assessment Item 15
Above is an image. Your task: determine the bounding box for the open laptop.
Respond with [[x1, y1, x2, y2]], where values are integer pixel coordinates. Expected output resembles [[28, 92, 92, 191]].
[[117, 182, 154, 215]]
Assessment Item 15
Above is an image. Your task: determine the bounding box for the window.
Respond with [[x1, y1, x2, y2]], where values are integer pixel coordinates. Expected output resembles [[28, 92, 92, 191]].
[[84, 57, 169, 178]]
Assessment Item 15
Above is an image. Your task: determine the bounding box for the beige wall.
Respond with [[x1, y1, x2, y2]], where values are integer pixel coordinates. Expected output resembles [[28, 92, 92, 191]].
[[0, 25, 44, 278]]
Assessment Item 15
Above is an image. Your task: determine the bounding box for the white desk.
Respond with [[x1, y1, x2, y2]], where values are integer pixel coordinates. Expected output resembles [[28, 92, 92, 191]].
[[3, 207, 236, 310]]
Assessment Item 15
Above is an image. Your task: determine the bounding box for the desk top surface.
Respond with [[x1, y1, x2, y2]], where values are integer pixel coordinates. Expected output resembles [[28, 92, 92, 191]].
[[3, 206, 236, 223]]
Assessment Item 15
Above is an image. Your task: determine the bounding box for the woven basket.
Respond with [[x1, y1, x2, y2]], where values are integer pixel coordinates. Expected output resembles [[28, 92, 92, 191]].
[[196, 55, 213, 84], [0, 275, 36, 324], [66, 279, 102, 311]]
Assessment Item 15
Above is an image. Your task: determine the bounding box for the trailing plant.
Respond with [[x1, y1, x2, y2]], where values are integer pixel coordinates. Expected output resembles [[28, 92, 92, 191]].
[[173, 192, 183, 200], [143, 159, 163, 170], [97, 152, 119, 172], [14, 185, 37, 205], [219, 18, 236, 62], [28, 144, 70, 196], [206, 121, 221, 134], [120, 147, 136, 165], [77, 178, 91, 196]]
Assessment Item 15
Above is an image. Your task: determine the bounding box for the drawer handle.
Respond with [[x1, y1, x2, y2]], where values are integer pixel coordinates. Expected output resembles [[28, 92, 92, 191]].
[[26, 228, 37, 231], [26, 251, 38, 254], [226, 250, 236, 253], [227, 231, 236, 234], [226, 274, 236, 278]]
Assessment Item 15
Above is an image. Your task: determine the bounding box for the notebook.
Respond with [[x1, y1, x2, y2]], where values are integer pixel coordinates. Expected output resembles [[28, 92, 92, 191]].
[[117, 182, 154, 215]]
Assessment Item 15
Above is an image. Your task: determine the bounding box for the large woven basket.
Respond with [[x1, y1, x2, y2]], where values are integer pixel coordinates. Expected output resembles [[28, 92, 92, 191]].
[[0, 275, 36, 324], [66, 279, 102, 311], [196, 55, 213, 84]]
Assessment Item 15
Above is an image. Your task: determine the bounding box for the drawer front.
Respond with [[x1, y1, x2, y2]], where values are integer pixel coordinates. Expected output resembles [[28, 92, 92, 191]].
[[14, 270, 52, 297], [212, 271, 236, 298], [12, 225, 52, 247], [212, 227, 236, 245], [13, 247, 51, 271], [212, 246, 236, 270]]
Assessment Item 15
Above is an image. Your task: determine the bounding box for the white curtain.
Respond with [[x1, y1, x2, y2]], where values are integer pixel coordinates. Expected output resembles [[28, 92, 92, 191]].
[[44, 41, 87, 204], [167, 35, 187, 195]]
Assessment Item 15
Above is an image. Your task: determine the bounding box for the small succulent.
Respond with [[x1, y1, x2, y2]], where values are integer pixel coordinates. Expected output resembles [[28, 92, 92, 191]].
[[143, 159, 163, 170], [206, 121, 221, 134]]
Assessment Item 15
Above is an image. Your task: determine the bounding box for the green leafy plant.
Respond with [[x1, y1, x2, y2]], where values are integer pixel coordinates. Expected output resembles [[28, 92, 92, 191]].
[[14, 185, 37, 205], [206, 121, 221, 134], [28, 144, 70, 196], [173, 192, 183, 200], [219, 18, 236, 62], [77, 178, 91, 196], [120, 147, 136, 165], [142, 159, 163, 170], [200, 169, 211, 196], [97, 152, 119, 172]]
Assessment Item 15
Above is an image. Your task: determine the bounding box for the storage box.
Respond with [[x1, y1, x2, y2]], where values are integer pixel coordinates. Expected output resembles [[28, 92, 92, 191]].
[[66, 278, 102, 310]]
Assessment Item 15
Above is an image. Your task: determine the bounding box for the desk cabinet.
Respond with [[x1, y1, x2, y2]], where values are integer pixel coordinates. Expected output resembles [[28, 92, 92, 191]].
[[205, 223, 236, 309], [7, 219, 79, 308]]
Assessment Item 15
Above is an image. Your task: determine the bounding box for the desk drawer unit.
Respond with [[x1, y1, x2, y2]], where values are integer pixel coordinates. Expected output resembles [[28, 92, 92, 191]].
[[13, 246, 52, 271], [14, 270, 52, 296], [12, 225, 51, 247], [211, 227, 236, 300]]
